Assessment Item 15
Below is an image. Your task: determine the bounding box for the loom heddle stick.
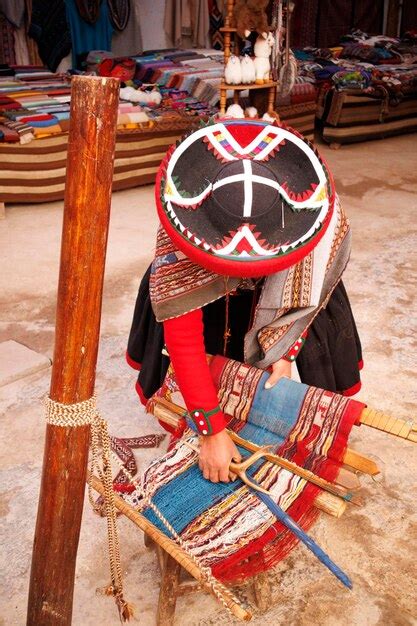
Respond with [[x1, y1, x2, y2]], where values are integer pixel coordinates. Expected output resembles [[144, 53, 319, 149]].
[[154, 396, 381, 478], [359, 408, 417, 442], [230, 431, 362, 506], [180, 430, 348, 518], [153, 397, 361, 506]]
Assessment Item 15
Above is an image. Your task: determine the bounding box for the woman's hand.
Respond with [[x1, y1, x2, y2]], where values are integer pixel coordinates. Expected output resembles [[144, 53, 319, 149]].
[[264, 358, 291, 389], [198, 430, 242, 483]]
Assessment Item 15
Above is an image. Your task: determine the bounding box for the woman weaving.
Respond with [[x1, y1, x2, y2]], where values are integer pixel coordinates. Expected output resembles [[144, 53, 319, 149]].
[[127, 119, 362, 484]]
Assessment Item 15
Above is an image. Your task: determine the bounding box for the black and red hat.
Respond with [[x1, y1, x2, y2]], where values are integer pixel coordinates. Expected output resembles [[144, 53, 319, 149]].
[[155, 119, 335, 277]]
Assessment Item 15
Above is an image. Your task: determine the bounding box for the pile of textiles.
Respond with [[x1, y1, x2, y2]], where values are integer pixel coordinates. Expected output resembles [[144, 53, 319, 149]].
[[0, 67, 72, 143], [340, 29, 417, 65], [0, 54, 222, 146], [292, 30, 417, 145], [0, 54, 220, 204], [275, 62, 317, 142], [131, 48, 225, 107], [0, 67, 152, 144]]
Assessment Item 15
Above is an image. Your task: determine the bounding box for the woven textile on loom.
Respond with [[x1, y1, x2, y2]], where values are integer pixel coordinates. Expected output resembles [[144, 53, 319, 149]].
[[125, 355, 365, 583]]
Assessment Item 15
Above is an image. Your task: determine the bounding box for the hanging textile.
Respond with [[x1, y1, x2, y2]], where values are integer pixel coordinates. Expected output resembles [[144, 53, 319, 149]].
[[65, 0, 113, 69], [107, 0, 130, 31], [402, 0, 417, 33], [291, 0, 319, 48], [0, 13, 16, 65], [164, 0, 210, 48], [14, 26, 30, 65], [353, 0, 384, 35], [111, 0, 142, 56], [28, 0, 72, 71], [190, 0, 210, 48], [74, 0, 101, 24], [0, 0, 25, 28], [208, 0, 224, 50]]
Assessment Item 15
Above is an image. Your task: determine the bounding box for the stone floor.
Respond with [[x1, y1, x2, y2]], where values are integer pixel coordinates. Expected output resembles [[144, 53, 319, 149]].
[[0, 134, 416, 626]]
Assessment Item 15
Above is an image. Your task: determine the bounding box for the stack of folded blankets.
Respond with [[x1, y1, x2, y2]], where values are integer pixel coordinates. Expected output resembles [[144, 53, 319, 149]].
[[294, 30, 417, 144], [0, 66, 72, 143], [132, 48, 225, 107], [0, 50, 224, 147], [0, 52, 221, 204]]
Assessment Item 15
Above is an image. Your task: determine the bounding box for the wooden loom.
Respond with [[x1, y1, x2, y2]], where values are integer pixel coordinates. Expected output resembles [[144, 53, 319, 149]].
[[26, 75, 417, 626], [89, 391, 416, 624]]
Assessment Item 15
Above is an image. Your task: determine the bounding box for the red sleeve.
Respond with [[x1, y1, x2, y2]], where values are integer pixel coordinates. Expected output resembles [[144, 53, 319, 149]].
[[282, 329, 309, 362], [163, 308, 227, 435]]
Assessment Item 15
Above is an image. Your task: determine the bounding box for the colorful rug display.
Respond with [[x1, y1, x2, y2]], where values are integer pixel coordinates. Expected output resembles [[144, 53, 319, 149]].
[[124, 355, 365, 583], [294, 31, 417, 144], [0, 53, 221, 203], [2, 30, 417, 204], [0, 53, 221, 146]]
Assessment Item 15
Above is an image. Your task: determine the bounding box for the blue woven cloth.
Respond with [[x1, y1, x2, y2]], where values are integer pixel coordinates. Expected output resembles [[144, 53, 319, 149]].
[[143, 377, 308, 535]]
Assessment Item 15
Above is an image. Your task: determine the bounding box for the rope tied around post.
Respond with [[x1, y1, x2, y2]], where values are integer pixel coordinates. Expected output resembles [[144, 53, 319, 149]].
[[43, 394, 134, 622], [44, 395, 98, 427]]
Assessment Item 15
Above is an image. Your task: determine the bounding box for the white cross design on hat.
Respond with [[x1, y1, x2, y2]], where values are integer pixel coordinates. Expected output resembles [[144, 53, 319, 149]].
[[212, 160, 283, 218]]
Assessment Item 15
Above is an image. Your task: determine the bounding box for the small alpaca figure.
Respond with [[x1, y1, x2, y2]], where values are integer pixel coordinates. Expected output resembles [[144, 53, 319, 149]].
[[224, 54, 242, 85], [240, 55, 256, 84], [253, 32, 274, 84], [262, 111, 276, 123], [119, 86, 162, 105], [245, 106, 258, 118], [225, 104, 245, 118], [233, 0, 270, 39]]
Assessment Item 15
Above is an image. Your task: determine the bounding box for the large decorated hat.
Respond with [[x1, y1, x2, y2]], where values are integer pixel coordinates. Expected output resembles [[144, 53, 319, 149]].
[[155, 119, 335, 277]]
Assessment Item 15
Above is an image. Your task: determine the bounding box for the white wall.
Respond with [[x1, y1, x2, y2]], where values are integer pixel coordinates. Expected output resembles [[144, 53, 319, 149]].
[[138, 0, 171, 51]]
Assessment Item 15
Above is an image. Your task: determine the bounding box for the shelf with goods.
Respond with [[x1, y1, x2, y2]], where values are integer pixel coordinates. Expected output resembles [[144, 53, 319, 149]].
[[219, 0, 279, 115]]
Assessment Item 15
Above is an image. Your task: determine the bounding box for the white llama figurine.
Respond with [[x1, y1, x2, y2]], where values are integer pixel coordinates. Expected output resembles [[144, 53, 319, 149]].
[[253, 32, 274, 84], [240, 55, 256, 84], [245, 106, 258, 118], [224, 54, 242, 85], [225, 103, 245, 118]]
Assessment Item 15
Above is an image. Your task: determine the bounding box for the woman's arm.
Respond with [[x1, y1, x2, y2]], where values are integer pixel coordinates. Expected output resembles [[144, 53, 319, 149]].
[[163, 308, 241, 482]]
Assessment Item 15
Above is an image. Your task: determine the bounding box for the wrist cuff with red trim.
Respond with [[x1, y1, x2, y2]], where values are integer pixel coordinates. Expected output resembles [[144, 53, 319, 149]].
[[283, 330, 308, 362], [189, 406, 227, 435]]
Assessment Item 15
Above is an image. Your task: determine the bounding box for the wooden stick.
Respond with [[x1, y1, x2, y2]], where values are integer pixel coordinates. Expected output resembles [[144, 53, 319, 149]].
[[230, 431, 360, 505], [155, 396, 360, 490], [89, 475, 252, 622], [152, 398, 379, 473], [359, 408, 417, 443], [153, 398, 360, 505], [314, 491, 346, 519], [152, 400, 350, 517], [27, 76, 119, 626], [342, 448, 380, 476]]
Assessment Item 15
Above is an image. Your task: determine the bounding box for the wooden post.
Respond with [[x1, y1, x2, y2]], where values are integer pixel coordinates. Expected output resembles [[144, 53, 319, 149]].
[[27, 75, 119, 626]]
